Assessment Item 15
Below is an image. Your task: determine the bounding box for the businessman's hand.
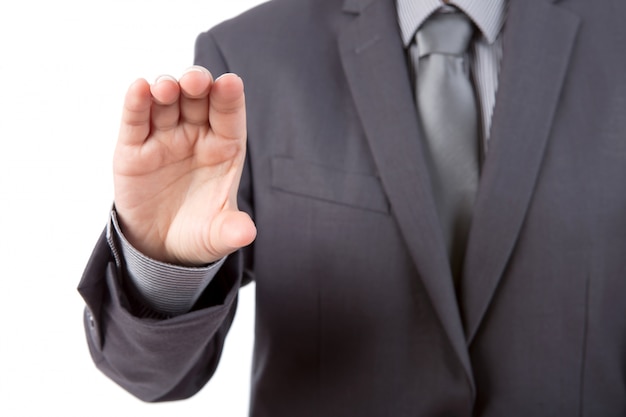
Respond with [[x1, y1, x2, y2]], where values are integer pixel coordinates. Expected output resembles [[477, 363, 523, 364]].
[[113, 66, 256, 265]]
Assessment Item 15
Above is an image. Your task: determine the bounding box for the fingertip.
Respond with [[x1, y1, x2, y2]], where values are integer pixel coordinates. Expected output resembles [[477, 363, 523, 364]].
[[150, 75, 180, 105], [214, 72, 244, 91], [121, 78, 152, 128], [221, 211, 257, 249], [180, 65, 214, 98], [125, 78, 151, 104], [129, 77, 150, 90], [210, 73, 245, 111]]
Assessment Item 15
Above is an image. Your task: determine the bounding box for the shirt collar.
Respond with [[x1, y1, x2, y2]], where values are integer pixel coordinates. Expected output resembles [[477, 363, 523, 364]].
[[397, 0, 507, 46]]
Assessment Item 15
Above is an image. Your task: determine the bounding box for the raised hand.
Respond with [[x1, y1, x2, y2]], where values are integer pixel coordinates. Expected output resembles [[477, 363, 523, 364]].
[[113, 66, 256, 265]]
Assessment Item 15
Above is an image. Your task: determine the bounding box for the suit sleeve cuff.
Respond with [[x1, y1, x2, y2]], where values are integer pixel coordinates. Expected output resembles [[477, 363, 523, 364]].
[[109, 209, 226, 316]]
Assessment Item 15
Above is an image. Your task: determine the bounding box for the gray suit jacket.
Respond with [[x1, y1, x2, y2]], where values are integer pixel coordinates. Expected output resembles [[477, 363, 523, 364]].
[[78, 0, 626, 415]]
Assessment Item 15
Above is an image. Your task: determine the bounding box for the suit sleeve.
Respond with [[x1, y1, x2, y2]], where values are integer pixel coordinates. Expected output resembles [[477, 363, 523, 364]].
[[77, 30, 255, 402]]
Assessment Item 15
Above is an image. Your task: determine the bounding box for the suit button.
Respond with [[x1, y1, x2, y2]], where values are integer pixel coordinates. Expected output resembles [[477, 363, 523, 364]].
[[86, 309, 95, 328]]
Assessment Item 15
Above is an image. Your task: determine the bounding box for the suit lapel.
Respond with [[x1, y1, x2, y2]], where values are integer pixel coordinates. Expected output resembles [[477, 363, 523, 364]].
[[460, 0, 581, 344], [338, 0, 474, 392]]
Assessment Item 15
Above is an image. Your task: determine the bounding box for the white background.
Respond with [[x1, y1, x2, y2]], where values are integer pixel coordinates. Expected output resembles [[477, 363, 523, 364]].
[[0, 1, 265, 415]]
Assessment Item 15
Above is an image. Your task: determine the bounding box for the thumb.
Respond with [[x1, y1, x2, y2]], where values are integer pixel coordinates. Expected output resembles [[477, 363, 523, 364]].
[[209, 210, 257, 256]]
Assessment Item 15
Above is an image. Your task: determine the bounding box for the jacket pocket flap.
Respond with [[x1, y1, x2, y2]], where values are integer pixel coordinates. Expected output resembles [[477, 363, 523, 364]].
[[271, 157, 389, 214]]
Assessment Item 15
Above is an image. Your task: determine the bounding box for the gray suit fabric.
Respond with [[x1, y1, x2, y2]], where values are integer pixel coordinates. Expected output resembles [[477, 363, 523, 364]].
[[78, 0, 626, 415]]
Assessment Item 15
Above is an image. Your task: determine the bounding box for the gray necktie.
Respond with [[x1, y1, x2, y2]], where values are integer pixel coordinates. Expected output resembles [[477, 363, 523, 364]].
[[415, 11, 479, 282]]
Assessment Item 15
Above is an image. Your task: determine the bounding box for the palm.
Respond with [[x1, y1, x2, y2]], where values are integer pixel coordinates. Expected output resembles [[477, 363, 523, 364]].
[[113, 67, 256, 265]]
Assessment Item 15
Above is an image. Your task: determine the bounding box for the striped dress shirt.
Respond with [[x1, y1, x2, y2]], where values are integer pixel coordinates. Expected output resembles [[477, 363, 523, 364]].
[[398, 0, 507, 146], [111, 0, 508, 317]]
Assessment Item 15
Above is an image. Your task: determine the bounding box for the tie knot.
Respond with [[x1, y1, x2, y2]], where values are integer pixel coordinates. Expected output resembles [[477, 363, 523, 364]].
[[416, 11, 474, 57]]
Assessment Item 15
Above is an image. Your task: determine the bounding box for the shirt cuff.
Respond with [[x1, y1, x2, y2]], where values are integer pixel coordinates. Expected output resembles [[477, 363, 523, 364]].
[[109, 210, 225, 316]]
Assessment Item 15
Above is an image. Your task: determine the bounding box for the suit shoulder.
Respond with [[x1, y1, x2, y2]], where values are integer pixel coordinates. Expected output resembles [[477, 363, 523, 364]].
[[200, 0, 341, 43], [195, 0, 344, 71]]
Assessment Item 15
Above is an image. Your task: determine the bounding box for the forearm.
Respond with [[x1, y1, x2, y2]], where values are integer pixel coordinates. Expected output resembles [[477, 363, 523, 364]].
[[78, 227, 243, 401]]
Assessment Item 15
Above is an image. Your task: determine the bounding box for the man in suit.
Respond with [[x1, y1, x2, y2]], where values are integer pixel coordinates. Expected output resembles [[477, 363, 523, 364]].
[[78, 0, 626, 415]]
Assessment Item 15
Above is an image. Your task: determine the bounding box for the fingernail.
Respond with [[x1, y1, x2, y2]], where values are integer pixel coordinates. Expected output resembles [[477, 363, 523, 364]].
[[154, 74, 177, 84], [184, 65, 211, 77], [215, 72, 241, 81]]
